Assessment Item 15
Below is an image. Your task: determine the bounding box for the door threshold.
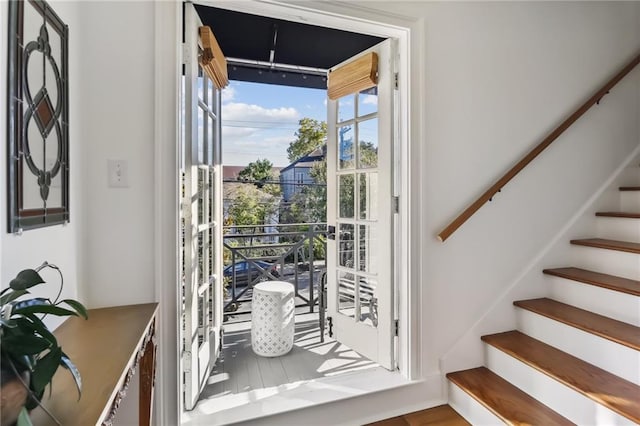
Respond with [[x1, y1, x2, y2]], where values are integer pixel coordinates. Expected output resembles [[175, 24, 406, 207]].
[[181, 368, 414, 425]]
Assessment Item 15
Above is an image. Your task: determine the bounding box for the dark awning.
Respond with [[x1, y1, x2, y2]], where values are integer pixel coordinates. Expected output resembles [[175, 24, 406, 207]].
[[194, 5, 385, 89]]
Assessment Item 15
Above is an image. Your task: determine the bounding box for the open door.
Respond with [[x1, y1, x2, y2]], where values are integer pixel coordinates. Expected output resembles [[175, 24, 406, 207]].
[[326, 39, 397, 370], [180, 3, 224, 410]]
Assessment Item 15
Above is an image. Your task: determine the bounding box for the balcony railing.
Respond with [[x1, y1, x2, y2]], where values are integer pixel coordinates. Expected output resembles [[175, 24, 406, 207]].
[[223, 223, 327, 321]]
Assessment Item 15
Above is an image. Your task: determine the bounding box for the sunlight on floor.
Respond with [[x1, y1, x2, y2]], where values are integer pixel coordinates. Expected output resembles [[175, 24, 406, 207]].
[[181, 317, 383, 425]]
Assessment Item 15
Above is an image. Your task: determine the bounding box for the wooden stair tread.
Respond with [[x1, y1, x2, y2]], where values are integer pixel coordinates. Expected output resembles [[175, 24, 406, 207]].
[[447, 367, 574, 425], [596, 211, 640, 218], [570, 238, 640, 254], [482, 331, 640, 423], [543, 267, 640, 296], [514, 298, 640, 350], [620, 186, 640, 191], [367, 405, 470, 426]]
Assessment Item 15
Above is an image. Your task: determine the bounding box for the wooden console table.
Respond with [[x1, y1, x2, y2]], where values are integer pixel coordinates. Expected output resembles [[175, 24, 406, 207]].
[[30, 303, 158, 425]]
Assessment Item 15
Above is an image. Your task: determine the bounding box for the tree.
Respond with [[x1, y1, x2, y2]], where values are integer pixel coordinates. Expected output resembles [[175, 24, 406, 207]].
[[227, 185, 277, 228], [238, 158, 274, 187], [287, 118, 327, 162]]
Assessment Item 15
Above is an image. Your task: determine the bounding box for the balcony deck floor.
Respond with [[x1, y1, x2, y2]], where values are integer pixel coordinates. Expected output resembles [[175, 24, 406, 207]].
[[196, 315, 379, 406]]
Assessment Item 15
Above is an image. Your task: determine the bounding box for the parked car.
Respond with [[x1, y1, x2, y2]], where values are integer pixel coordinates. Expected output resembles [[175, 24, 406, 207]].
[[223, 260, 280, 287]]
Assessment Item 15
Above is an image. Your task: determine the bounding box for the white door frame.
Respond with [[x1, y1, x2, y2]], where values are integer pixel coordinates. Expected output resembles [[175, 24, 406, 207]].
[[153, 1, 421, 424]]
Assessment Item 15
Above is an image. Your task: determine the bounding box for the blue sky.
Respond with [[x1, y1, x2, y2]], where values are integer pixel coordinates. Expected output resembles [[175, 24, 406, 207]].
[[221, 81, 327, 167]]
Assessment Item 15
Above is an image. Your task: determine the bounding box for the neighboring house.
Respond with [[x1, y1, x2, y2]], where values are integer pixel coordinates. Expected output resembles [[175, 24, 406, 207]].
[[221, 165, 246, 181], [279, 145, 325, 202], [1, 2, 638, 426]]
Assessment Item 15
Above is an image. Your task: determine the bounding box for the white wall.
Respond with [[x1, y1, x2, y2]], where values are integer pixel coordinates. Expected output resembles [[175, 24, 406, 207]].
[[359, 0, 640, 376], [75, 1, 156, 308], [0, 0, 83, 330]]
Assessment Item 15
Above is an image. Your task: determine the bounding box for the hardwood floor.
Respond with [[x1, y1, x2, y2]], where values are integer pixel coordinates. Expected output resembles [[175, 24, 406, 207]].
[[367, 405, 470, 426]]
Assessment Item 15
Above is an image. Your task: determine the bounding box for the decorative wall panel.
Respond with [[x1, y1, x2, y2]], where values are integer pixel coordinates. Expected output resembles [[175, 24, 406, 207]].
[[7, 0, 69, 232]]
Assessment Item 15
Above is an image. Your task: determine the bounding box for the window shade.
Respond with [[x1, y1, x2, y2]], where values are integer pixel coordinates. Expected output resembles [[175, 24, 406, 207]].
[[327, 52, 378, 100], [199, 26, 229, 89]]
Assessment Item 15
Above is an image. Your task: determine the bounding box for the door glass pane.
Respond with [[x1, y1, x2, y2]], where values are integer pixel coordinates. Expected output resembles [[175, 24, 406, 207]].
[[359, 172, 378, 221], [359, 224, 377, 274], [339, 224, 355, 268], [208, 169, 215, 223], [338, 271, 355, 318], [358, 276, 378, 327], [207, 78, 214, 105], [197, 230, 204, 284], [197, 168, 205, 224], [207, 115, 214, 165], [358, 118, 378, 169], [198, 76, 204, 102], [339, 174, 354, 218], [337, 94, 355, 123], [198, 107, 205, 164], [338, 125, 354, 170], [358, 87, 378, 117]]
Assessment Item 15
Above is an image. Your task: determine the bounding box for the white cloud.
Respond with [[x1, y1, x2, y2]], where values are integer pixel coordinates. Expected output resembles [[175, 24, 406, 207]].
[[362, 94, 377, 105], [222, 86, 236, 103], [223, 102, 299, 123]]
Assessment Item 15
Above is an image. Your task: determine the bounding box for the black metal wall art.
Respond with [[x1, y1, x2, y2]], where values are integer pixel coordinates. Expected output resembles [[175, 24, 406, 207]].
[[7, 0, 69, 232]]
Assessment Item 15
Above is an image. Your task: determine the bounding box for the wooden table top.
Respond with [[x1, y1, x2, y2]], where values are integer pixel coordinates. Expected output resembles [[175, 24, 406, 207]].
[[30, 303, 158, 426]]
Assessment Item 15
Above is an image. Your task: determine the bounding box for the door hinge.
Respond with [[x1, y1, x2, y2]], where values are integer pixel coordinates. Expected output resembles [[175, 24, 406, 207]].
[[393, 196, 400, 214], [328, 316, 334, 338], [394, 72, 399, 90], [395, 319, 399, 336], [183, 351, 192, 373]]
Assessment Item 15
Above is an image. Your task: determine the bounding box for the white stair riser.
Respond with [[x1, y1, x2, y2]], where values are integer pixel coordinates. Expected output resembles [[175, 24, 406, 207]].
[[516, 309, 640, 385], [485, 344, 635, 425], [570, 245, 640, 281], [620, 191, 640, 211], [595, 217, 640, 241], [547, 276, 640, 326], [448, 381, 504, 426]]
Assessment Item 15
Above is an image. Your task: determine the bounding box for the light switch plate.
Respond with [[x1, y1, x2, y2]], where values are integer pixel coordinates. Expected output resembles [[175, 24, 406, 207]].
[[107, 159, 129, 188]]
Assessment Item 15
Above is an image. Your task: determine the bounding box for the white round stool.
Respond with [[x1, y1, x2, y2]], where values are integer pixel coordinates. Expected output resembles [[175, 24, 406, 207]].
[[251, 281, 295, 357]]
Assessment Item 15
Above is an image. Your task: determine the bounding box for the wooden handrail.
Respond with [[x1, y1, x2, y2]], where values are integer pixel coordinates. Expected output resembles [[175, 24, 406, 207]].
[[438, 51, 640, 242]]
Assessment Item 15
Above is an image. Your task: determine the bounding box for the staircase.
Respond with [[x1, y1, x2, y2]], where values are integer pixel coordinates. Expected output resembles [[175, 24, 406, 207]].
[[446, 165, 640, 425]]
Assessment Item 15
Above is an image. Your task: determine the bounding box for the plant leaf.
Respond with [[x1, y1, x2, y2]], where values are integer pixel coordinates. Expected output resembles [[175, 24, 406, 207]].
[[0, 317, 17, 328], [31, 346, 62, 394], [1, 334, 51, 355], [10, 269, 45, 290], [15, 317, 57, 347], [61, 353, 82, 399], [16, 407, 33, 426], [14, 299, 78, 317], [59, 299, 88, 320], [0, 289, 29, 305]]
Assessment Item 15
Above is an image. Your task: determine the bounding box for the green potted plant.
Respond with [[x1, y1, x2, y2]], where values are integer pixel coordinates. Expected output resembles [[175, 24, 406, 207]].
[[0, 262, 87, 426]]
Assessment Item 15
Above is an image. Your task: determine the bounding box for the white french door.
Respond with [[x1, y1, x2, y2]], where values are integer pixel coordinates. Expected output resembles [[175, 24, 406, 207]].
[[180, 3, 224, 410], [326, 39, 397, 370]]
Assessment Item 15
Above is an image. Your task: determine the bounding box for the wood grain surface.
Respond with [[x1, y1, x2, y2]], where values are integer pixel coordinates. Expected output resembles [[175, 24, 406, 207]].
[[367, 404, 471, 426], [447, 367, 573, 425], [482, 331, 640, 423], [514, 298, 640, 350], [595, 211, 640, 218], [570, 238, 640, 254], [543, 267, 640, 296], [29, 303, 158, 426]]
